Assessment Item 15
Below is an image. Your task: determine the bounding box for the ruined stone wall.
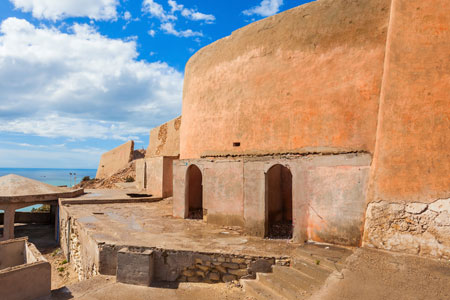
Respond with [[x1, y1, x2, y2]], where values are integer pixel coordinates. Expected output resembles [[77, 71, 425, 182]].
[[96, 141, 134, 179], [98, 244, 289, 284], [59, 206, 99, 280], [147, 116, 181, 158], [180, 0, 391, 159], [364, 0, 450, 258]]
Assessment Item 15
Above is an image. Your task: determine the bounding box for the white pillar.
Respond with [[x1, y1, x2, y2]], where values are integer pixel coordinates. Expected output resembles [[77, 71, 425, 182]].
[[3, 206, 15, 240]]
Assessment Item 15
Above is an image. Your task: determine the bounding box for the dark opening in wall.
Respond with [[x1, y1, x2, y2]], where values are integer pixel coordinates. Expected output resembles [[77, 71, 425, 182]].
[[265, 164, 293, 239], [186, 165, 203, 220], [233, 142, 241, 147]]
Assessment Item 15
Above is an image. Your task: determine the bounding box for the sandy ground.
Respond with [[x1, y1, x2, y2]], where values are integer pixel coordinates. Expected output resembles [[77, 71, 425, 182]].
[[312, 247, 450, 300], [48, 276, 253, 300]]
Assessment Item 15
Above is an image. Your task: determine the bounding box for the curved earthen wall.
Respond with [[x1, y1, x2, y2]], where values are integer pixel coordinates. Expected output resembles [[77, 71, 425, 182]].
[[364, 0, 450, 259], [369, 0, 450, 203], [180, 0, 391, 159]]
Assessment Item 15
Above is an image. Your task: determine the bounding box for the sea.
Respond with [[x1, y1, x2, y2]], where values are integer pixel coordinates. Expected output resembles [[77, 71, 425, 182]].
[[0, 168, 97, 212]]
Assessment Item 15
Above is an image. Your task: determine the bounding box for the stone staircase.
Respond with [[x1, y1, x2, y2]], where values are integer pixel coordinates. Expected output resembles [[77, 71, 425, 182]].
[[241, 244, 351, 300]]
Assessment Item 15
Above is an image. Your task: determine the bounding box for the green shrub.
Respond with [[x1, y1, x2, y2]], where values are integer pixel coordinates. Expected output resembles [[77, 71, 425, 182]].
[[125, 176, 135, 183]]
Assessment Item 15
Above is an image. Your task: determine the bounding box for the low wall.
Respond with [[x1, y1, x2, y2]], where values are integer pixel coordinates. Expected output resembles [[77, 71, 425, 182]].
[[0, 212, 51, 225], [0, 238, 51, 300], [0, 238, 25, 270], [59, 206, 99, 280], [0, 262, 51, 300], [173, 154, 371, 246]]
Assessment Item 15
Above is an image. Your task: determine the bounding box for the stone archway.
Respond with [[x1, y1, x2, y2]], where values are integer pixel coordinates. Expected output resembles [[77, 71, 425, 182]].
[[186, 165, 203, 219], [265, 164, 293, 239]]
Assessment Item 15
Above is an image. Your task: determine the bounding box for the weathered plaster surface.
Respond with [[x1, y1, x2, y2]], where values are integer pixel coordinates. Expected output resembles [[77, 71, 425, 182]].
[[368, 0, 450, 204], [180, 0, 391, 159], [96, 141, 134, 179], [0, 238, 51, 300], [364, 199, 450, 259], [135, 157, 177, 197], [174, 154, 371, 246], [147, 116, 181, 158]]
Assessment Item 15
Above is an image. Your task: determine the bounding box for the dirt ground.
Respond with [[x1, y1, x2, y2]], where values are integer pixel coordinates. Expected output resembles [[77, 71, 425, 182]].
[[312, 247, 450, 300], [48, 276, 252, 300]]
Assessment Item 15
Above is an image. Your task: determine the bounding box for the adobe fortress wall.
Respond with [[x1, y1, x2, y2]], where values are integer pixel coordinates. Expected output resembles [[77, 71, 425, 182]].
[[181, 0, 391, 159], [96, 141, 135, 179], [147, 116, 181, 158]]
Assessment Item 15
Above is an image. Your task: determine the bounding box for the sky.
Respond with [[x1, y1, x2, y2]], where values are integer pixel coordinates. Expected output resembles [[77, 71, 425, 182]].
[[0, 0, 312, 169]]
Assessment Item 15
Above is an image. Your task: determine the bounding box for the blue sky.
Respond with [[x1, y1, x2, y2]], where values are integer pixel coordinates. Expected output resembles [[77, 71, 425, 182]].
[[0, 0, 312, 169]]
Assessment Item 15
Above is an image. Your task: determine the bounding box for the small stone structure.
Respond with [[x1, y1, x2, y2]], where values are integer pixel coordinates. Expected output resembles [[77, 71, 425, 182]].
[[135, 116, 181, 197], [174, 154, 371, 246], [0, 237, 51, 300], [117, 248, 154, 286], [96, 140, 135, 179], [0, 174, 83, 241]]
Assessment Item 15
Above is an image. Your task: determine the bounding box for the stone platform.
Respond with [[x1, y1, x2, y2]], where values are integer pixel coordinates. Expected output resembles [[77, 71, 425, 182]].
[[59, 190, 350, 284]]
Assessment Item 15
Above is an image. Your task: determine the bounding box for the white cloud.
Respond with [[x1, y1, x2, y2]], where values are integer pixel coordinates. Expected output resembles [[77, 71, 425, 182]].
[[168, 0, 183, 13], [181, 8, 215, 24], [142, 0, 176, 22], [124, 11, 132, 20], [143, 0, 214, 38], [9, 0, 119, 21], [243, 0, 284, 17], [160, 22, 202, 38], [0, 17, 183, 141], [148, 29, 156, 36]]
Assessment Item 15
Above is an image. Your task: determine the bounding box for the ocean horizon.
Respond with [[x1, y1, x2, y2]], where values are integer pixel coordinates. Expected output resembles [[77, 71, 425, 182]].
[[0, 168, 97, 212]]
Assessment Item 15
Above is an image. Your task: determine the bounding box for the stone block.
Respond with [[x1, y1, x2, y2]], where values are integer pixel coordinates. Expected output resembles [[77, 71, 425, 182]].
[[228, 268, 249, 277], [215, 265, 227, 273], [405, 203, 428, 214], [208, 272, 220, 281], [249, 259, 273, 273], [116, 248, 154, 286], [222, 262, 239, 269]]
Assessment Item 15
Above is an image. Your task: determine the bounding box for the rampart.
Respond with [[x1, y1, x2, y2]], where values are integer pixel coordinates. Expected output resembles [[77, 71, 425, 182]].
[[96, 141, 135, 179]]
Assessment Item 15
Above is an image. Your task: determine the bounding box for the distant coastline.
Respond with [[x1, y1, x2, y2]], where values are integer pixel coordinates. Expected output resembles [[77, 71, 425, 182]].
[[0, 168, 97, 212]]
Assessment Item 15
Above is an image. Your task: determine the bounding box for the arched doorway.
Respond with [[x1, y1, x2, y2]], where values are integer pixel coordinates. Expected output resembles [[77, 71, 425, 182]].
[[186, 165, 203, 219], [265, 164, 293, 239]]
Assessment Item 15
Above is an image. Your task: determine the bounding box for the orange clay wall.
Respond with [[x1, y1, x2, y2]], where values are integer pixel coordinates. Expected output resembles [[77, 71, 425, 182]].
[[180, 0, 391, 159], [368, 0, 450, 204]]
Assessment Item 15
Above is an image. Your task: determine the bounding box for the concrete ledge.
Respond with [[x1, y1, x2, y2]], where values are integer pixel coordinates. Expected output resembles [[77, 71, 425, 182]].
[[60, 197, 163, 206], [117, 248, 154, 286], [0, 188, 84, 204]]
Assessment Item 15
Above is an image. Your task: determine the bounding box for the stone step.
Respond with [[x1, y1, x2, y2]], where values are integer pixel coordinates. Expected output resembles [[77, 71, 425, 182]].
[[241, 279, 287, 300], [290, 259, 333, 283], [261, 265, 321, 299], [293, 248, 345, 272]]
